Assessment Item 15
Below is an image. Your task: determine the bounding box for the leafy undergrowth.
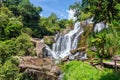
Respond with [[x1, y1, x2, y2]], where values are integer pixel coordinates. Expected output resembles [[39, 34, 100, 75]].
[[62, 61, 120, 80]]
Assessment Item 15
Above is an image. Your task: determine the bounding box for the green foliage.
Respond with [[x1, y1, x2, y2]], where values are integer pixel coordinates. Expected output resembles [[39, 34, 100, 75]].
[[38, 14, 73, 37], [0, 39, 16, 63], [0, 0, 75, 80], [70, 0, 120, 59], [62, 61, 120, 80], [0, 34, 35, 64], [17, 0, 41, 21], [5, 17, 23, 37], [21, 27, 33, 36], [87, 49, 96, 58], [44, 36, 55, 46], [2, 0, 21, 16], [18, 72, 35, 80], [65, 19, 74, 28], [62, 61, 102, 80], [0, 57, 34, 80], [82, 0, 120, 23], [17, 0, 42, 38], [0, 6, 14, 17], [2, 0, 44, 38], [0, 7, 23, 40], [15, 34, 35, 56], [0, 0, 120, 80], [0, 59, 19, 80], [1, 0, 73, 38], [48, 13, 58, 23], [0, 34, 35, 79], [99, 70, 120, 80], [80, 12, 92, 20], [88, 25, 120, 59], [43, 13, 60, 34]]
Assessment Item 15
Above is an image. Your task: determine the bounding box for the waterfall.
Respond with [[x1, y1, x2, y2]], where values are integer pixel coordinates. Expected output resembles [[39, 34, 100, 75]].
[[45, 22, 84, 60], [94, 22, 108, 32], [44, 19, 108, 60]]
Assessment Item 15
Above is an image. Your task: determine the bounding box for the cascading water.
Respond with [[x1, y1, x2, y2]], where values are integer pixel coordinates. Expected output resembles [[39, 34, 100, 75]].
[[44, 19, 108, 60], [94, 22, 108, 32], [46, 22, 84, 60]]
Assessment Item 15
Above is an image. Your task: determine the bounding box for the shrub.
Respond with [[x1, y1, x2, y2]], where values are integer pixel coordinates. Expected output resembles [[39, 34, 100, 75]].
[[62, 61, 102, 80], [0, 57, 34, 80], [0, 39, 16, 64], [62, 61, 120, 80], [0, 59, 19, 80], [15, 34, 35, 56], [0, 34, 35, 64]]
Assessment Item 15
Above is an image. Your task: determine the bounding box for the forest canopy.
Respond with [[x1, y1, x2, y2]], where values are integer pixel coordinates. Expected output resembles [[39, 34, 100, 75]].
[[0, 0, 120, 80]]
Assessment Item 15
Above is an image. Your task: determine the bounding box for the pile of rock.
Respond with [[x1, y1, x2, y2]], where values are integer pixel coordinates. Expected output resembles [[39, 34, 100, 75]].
[[19, 56, 61, 80]]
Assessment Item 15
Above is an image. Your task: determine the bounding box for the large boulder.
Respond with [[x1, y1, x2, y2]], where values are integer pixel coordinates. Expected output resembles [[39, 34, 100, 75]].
[[36, 41, 46, 58], [19, 56, 61, 80], [31, 38, 46, 58]]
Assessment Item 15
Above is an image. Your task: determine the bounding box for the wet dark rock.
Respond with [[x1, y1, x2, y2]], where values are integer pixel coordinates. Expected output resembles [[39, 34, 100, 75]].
[[62, 56, 69, 62]]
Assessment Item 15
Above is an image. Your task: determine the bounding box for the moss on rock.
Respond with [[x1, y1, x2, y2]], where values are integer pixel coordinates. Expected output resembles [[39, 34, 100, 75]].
[[43, 36, 55, 46]]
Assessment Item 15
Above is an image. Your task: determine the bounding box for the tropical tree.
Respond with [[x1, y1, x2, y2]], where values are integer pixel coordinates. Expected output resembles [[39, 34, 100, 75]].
[[2, 0, 22, 16], [82, 0, 120, 23], [0, 7, 23, 40], [17, 0, 42, 38], [69, 0, 120, 59]]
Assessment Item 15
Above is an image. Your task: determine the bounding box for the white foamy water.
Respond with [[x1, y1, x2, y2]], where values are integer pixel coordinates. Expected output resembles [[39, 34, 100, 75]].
[[44, 19, 108, 60]]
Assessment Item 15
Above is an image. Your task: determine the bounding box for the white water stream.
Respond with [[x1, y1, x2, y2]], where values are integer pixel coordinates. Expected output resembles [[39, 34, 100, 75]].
[[44, 20, 107, 60]]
